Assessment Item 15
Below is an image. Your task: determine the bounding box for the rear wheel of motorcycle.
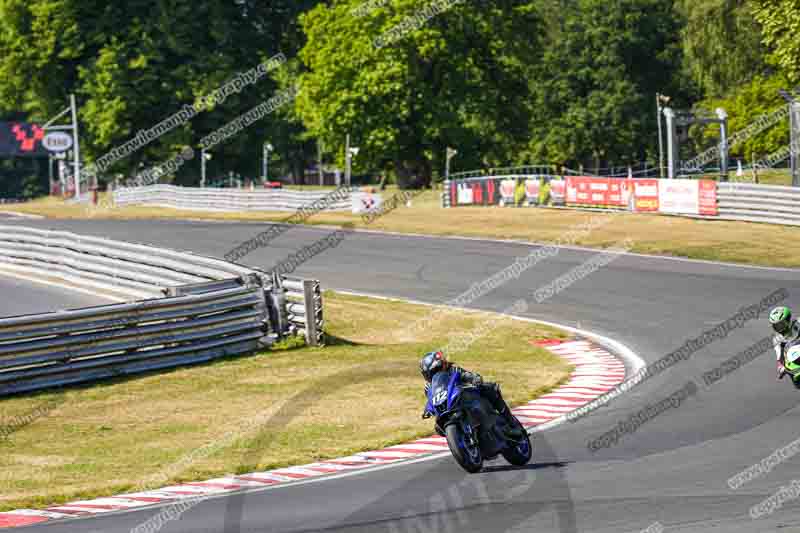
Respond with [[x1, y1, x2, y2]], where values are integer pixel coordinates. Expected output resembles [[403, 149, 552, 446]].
[[502, 429, 533, 466], [445, 424, 483, 473]]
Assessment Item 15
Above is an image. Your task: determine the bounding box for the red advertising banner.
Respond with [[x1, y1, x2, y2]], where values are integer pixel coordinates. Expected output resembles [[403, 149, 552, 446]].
[[567, 176, 601, 206], [486, 180, 496, 204], [632, 179, 659, 212], [471, 182, 484, 205], [448, 176, 718, 217], [499, 179, 516, 206], [549, 180, 566, 205], [607, 179, 631, 207], [698, 180, 718, 216], [449, 178, 513, 206], [659, 179, 698, 215], [657, 179, 719, 216], [525, 179, 540, 205], [566, 177, 629, 208]]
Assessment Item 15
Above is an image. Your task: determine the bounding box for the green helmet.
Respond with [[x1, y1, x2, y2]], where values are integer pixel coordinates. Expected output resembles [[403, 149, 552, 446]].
[[770, 306, 794, 336]]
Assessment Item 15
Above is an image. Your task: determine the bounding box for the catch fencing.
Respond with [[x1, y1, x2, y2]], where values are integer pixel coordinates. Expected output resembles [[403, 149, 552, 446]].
[[114, 184, 352, 212], [0, 226, 325, 396], [444, 175, 800, 227]]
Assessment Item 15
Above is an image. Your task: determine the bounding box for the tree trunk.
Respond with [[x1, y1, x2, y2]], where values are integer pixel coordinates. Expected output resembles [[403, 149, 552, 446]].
[[394, 158, 432, 189]]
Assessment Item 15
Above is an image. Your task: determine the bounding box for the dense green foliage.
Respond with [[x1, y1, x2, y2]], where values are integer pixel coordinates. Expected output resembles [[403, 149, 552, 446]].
[[0, 0, 315, 194], [0, 0, 797, 196], [692, 74, 792, 160], [296, 0, 542, 188], [677, 0, 766, 98], [524, 0, 684, 170], [753, 0, 800, 84]]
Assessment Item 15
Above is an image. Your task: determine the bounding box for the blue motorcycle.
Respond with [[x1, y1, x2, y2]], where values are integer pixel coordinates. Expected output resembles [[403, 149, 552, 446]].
[[423, 369, 533, 473]]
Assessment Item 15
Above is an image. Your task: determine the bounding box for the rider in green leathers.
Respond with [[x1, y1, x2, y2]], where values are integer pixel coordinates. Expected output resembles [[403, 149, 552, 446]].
[[772, 307, 800, 380]]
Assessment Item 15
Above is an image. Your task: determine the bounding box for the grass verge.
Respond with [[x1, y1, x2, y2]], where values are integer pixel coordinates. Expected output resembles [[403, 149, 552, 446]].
[[750, 168, 793, 187], [5, 189, 800, 267], [0, 291, 571, 512]]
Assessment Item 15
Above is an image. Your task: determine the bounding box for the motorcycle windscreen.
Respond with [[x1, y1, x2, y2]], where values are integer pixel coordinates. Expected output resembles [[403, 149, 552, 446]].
[[429, 372, 451, 412], [786, 345, 800, 369]]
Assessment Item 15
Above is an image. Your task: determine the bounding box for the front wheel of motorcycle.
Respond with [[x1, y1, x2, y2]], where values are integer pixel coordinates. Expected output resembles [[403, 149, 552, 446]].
[[445, 423, 483, 473], [502, 429, 533, 466]]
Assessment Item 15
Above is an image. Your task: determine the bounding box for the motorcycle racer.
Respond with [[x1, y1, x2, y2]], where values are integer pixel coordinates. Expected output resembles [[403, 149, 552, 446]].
[[771, 306, 800, 380], [419, 351, 525, 439]]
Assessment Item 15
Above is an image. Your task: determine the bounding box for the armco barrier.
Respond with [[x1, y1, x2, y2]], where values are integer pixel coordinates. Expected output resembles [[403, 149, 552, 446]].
[[0, 285, 267, 396], [0, 226, 325, 396], [114, 184, 352, 212], [716, 183, 800, 226], [0, 225, 253, 300], [283, 278, 324, 346]]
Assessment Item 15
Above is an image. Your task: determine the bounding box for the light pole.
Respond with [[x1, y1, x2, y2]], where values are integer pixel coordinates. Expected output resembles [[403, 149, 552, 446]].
[[793, 101, 800, 187], [445, 147, 458, 181], [48, 154, 54, 195], [715, 107, 730, 181], [656, 93, 671, 179], [317, 138, 324, 186], [663, 107, 678, 179], [201, 149, 212, 188], [346, 146, 359, 187], [779, 89, 800, 187], [262, 142, 273, 184], [42, 95, 81, 199], [69, 94, 82, 201]]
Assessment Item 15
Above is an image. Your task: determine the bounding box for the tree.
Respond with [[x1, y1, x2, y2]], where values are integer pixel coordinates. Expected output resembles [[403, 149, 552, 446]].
[[524, 0, 684, 169], [677, 0, 767, 98], [295, 0, 543, 188], [0, 0, 323, 188], [752, 0, 800, 84], [689, 73, 792, 160]]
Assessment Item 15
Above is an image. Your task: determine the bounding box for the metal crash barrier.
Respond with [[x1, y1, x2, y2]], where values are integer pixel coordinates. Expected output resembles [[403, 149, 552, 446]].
[[0, 226, 325, 396]]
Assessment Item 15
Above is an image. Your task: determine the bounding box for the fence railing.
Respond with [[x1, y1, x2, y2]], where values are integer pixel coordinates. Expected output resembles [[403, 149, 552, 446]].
[[0, 227, 326, 396], [450, 165, 557, 181], [114, 184, 352, 212], [716, 183, 800, 226]]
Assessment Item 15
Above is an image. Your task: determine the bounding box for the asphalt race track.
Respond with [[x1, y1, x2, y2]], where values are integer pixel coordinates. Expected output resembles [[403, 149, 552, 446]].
[[0, 276, 109, 317], [4, 218, 800, 533]]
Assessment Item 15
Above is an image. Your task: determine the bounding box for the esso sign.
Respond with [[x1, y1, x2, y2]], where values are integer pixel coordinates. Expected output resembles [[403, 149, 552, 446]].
[[42, 132, 73, 153]]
